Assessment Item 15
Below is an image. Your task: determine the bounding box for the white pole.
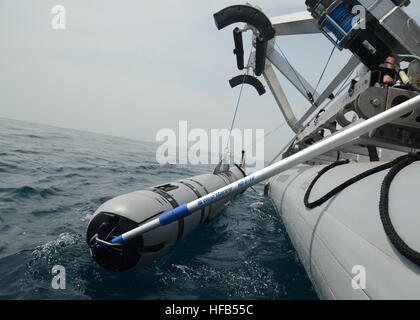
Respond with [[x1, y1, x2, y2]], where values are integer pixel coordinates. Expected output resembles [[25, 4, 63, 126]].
[[112, 95, 420, 244]]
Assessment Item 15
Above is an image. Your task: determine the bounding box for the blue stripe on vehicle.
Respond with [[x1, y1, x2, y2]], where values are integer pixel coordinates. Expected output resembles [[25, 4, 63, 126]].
[[111, 235, 124, 244], [159, 204, 190, 226]]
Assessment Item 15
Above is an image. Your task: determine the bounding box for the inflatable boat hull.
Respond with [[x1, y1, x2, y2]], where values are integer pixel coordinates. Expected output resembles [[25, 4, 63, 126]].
[[268, 162, 420, 299]]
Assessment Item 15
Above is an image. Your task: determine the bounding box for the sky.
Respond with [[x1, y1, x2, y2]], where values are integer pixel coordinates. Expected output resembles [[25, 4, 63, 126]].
[[1, 0, 420, 162]]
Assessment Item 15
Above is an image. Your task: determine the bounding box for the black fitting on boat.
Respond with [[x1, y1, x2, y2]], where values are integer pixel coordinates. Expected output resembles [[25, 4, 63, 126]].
[[307, 92, 315, 104], [214, 5, 274, 75], [255, 36, 268, 76], [213, 5, 275, 42], [229, 75, 266, 95], [233, 28, 244, 70]]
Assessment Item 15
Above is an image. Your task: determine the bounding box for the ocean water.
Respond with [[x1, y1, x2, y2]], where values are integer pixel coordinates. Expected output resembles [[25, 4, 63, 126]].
[[0, 117, 317, 300]]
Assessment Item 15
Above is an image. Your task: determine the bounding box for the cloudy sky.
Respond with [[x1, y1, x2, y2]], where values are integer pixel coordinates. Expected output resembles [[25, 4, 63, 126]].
[[1, 0, 419, 161]]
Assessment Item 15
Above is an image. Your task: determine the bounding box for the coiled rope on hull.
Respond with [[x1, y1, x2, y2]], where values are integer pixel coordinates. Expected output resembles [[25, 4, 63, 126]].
[[303, 153, 420, 266], [380, 153, 420, 266]]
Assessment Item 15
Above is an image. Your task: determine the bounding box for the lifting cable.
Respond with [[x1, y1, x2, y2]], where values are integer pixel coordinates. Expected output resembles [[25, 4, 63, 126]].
[[336, 70, 354, 95], [275, 42, 315, 103], [313, 44, 336, 95], [225, 52, 253, 151]]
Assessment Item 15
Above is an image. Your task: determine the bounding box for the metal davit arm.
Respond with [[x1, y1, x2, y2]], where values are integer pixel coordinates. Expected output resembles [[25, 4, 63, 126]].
[[270, 11, 321, 36], [262, 62, 300, 132]]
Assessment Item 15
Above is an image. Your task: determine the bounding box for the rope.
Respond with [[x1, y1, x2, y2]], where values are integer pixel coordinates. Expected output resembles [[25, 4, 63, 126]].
[[239, 121, 288, 156], [275, 42, 312, 100], [226, 70, 248, 149], [303, 156, 408, 209], [225, 52, 252, 151], [313, 45, 336, 95], [324, 4, 354, 41], [336, 70, 354, 95], [303, 152, 420, 267], [380, 153, 420, 266]]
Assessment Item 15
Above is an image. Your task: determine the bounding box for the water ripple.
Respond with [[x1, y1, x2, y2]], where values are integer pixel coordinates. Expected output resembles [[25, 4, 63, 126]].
[[0, 118, 317, 300]]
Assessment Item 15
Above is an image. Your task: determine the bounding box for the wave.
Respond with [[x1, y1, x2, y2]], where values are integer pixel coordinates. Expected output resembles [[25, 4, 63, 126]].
[[135, 164, 160, 171], [12, 149, 41, 155], [0, 186, 63, 199], [0, 161, 18, 170], [20, 134, 46, 140], [0, 118, 317, 300], [0, 233, 91, 299], [31, 232, 80, 261]]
